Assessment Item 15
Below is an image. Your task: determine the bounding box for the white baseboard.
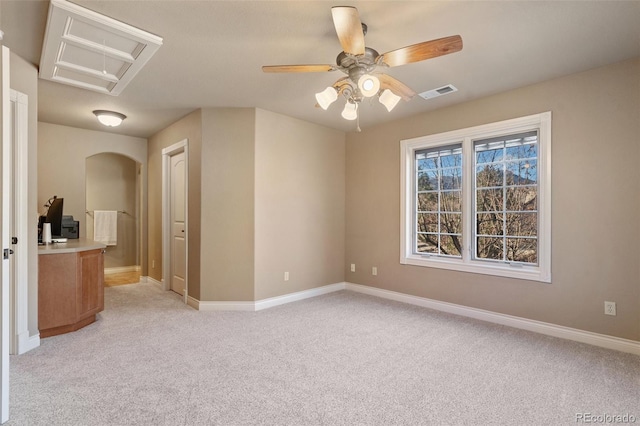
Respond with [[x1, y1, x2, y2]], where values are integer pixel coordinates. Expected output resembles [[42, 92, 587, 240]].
[[104, 265, 140, 275], [186, 295, 199, 310], [154, 277, 639, 355], [197, 300, 256, 311], [196, 282, 346, 312], [255, 282, 346, 311], [345, 282, 640, 356], [17, 331, 40, 354], [146, 276, 163, 288], [147, 278, 197, 309]]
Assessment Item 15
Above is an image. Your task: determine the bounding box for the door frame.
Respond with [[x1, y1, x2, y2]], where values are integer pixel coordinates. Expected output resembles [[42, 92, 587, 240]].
[[1, 44, 11, 424], [161, 139, 188, 303], [9, 89, 36, 355]]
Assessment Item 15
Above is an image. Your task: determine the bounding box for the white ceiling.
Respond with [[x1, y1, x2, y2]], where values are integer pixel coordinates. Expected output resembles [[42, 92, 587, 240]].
[[1, 0, 639, 138]]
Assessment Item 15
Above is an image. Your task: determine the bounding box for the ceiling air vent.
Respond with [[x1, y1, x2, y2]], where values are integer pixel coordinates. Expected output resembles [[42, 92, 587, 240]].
[[39, 0, 163, 96], [419, 84, 458, 100]]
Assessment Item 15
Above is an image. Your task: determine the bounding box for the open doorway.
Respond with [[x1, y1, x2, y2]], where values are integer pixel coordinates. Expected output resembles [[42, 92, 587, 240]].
[[85, 153, 141, 286]]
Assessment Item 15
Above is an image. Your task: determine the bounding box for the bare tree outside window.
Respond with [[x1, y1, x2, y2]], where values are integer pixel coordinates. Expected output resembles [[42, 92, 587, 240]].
[[415, 145, 463, 257], [474, 132, 538, 264], [402, 112, 551, 282], [413, 132, 539, 265]]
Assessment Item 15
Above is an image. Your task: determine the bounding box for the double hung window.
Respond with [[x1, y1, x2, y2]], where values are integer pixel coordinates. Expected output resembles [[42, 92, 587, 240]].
[[400, 112, 551, 282]]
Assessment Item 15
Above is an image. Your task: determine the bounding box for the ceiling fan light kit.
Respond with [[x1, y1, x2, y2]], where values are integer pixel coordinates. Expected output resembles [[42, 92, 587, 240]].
[[358, 74, 380, 97], [379, 89, 402, 112], [341, 101, 358, 121], [262, 6, 463, 130], [315, 86, 339, 110]]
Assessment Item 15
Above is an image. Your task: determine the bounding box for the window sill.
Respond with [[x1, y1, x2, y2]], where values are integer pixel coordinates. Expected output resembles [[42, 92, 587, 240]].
[[401, 255, 551, 283]]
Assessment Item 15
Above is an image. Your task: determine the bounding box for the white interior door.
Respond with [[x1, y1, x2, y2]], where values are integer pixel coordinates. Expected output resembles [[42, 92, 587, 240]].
[[1, 44, 11, 424], [8, 90, 34, 356], [170, 152, 186, 296], [7, 96, 14, 356], [162, 139, 188, 302]]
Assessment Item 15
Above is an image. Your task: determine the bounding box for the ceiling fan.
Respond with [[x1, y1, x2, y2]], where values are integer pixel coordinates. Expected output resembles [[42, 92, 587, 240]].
[[262, 6, 463, 128]]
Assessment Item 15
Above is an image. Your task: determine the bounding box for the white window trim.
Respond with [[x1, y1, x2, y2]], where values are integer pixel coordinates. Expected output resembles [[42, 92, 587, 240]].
[[400, 112, 552, 283]]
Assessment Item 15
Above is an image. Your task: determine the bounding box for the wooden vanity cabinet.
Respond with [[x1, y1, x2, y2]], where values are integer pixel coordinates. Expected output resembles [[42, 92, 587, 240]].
[[38, 245, 105, 338]]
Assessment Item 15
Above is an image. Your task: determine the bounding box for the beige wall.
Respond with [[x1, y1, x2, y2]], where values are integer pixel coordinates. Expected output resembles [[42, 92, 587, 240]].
[[86, 153, 138, 269], [150, 108, 345, 303], [37, 122, 148, 274], [254, 109, 345, 300], [345, 58, 640, 341], [10, 52, 39, 338], [199, 108, 255, 301], [147, 109, 202, 298]]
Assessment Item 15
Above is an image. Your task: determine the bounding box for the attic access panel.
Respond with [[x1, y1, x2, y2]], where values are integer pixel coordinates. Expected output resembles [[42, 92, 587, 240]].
[[39, 0, 163, 96]]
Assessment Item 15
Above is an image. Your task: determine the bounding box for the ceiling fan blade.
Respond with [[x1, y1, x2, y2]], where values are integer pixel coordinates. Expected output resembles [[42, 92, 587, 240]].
[[262, 65, 336, 73], [379, 35, 463, 68], [331, 6, 365, 56], [378, 74, 416, 101]]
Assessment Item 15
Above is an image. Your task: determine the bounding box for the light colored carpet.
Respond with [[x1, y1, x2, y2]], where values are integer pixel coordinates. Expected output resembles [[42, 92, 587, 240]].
[[8, 282, 640, 425]]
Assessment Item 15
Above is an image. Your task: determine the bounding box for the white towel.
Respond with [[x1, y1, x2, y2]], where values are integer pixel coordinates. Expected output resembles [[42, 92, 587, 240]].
[[93, 210, 118, 246]]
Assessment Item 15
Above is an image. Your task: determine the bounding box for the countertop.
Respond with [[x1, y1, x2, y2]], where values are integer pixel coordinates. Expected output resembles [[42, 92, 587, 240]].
[[38, 238, 106, 255]]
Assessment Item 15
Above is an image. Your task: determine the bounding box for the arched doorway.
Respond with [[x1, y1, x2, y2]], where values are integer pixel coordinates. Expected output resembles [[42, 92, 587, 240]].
[[86, 153, 142, 285]]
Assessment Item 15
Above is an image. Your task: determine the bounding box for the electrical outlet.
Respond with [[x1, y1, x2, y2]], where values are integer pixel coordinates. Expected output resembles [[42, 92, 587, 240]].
[[350, 264, 355, 272], [152, 260, 155, 268], [284, 271, 289, 281], [372, 267, 377, 276], [604, 301, 616, 316]]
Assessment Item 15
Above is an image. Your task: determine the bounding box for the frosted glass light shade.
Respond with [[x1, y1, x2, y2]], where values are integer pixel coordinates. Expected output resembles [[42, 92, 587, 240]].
[[93, 110, 126, 127], [315, 87, 338, 110], [357, 74, 380, 97], [341, 102, 358, 120], [378, 89, 402, 112]]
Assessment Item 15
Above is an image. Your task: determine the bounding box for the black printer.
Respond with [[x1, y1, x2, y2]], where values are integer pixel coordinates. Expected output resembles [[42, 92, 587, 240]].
[[61, 215, 79, 239]]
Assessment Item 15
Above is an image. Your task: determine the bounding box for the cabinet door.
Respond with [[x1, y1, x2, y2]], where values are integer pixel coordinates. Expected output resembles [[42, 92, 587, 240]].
[[38, 253, 78, 330], [77, 249, 104, 319]]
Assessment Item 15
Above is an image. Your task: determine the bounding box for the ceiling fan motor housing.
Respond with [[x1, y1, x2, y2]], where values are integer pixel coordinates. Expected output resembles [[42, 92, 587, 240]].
[[336, 47, 380, 73], [348, 67, 366, 84]]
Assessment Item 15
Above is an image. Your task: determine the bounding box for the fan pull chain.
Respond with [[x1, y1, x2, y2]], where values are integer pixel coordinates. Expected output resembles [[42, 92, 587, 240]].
[[356, 103, 361, 132]]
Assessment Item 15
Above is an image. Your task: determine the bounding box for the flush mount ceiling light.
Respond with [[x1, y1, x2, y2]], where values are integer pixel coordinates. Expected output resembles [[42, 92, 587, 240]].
[[93, 110, 126, 127], [263, 6, 463, 131]]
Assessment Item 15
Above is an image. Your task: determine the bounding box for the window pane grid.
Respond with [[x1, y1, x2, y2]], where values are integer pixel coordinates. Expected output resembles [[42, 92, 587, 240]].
[[474, 132, 539, 265], [415, 145, 462, 258], [401, 112, 550, 282]]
